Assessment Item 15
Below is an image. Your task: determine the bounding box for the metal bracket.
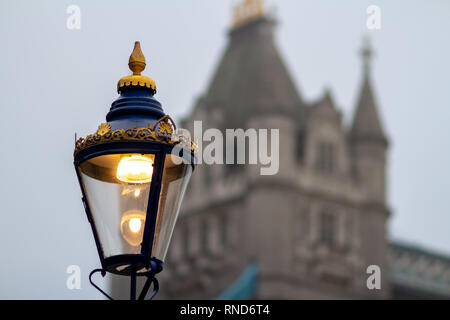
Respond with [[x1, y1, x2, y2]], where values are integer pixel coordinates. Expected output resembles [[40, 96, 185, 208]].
[[88, 268, 159, 300]]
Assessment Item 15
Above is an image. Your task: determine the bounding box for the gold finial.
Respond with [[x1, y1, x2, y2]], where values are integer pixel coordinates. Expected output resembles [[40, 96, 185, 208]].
[[233, 0, 264, 28], [118, 41, 156, 93], [129, 41, 146, 75]]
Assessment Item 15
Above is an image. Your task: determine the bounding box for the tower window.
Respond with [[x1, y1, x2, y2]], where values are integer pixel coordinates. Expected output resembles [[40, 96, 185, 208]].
[[319, 212, 335, 246], [316, 142, 335, 173], [296, 131, 305, 162]]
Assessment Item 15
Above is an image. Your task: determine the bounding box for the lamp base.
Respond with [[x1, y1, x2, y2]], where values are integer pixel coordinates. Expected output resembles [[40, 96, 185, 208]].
[[89, 258, 163, 300]]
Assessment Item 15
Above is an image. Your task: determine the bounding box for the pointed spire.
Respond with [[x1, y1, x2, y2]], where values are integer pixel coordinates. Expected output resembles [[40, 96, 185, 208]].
[[351, 37, 387, 144], [322, 86, 333, 105], [310, 87, 342, 124], [360, 36, 373, 77], [315, 87, 334, 110]]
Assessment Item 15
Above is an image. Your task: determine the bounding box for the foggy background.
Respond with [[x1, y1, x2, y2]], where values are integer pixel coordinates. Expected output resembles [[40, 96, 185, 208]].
[[0, 0, 449, 299]]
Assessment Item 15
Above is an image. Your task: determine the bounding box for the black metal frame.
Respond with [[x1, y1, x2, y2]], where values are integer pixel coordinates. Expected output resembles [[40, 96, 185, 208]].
[[74, 139, 195, 299], [89, 258, 162, 300]]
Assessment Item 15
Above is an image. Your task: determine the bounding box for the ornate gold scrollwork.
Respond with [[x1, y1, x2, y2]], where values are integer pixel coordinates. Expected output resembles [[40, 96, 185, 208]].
[[74, 115, 197, 155], [96, 123, 111, 136]]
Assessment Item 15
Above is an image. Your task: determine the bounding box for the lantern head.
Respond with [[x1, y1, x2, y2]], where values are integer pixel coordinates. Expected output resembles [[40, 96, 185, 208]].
[[73, 42, 196, 277]]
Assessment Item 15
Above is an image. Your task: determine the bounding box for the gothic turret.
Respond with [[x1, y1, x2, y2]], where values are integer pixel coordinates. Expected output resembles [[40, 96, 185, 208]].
[[204, 0, 303, 129], [350, 38, 389, 204]]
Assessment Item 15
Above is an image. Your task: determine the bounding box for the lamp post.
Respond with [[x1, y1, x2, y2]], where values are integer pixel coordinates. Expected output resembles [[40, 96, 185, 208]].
[[73, 42, 196, 300]]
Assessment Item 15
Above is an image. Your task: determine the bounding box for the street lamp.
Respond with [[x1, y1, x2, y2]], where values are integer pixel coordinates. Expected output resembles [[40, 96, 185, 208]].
[[73, 41, 196, 300]]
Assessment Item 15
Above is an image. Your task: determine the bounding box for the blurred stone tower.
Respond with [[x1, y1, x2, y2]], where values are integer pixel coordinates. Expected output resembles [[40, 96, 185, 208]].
[[111, 2, 450, 300], [153, 1, 390, 299]]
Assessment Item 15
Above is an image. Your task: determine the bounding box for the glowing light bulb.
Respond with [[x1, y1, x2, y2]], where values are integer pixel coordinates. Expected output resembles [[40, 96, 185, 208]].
[[134, 189, 141, 198], [116, 155, 153, 184], [120, 210, 146, 246], [129, 218, 142, 233]]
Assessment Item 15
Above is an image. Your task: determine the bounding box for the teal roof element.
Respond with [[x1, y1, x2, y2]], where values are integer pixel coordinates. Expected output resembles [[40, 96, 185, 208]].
[[217, 262, 259, 300], [389, 241, 450, 298]]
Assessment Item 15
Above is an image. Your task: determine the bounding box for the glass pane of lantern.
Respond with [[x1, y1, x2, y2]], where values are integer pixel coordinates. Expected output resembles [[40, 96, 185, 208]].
[[151, 154, 193, 261], [78, 153, 155, 258]]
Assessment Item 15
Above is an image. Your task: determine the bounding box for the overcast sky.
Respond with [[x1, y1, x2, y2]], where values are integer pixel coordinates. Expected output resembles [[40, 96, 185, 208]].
[[0, 0, 449, 299]]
